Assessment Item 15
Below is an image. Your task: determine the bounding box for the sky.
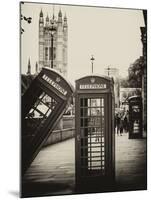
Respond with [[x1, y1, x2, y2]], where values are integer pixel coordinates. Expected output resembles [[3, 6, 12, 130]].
[[21, 2, 145, 85]]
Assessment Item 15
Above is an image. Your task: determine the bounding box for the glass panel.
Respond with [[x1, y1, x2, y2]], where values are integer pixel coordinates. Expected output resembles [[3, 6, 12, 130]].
[[88, 98, 91, 107], [80, 97, 105, 175], [84, 98, 88, 107], [83, 108, 88, 117], [26, 108, 34, 118], [81, 128, 84, 138], [46, 108, 52, 117], [80, 108, 84, 117], [101, 98, 104, 107], [33, 110, 43, 118], [133, 120, 140, 133], [39, 92, 45, 100], [36, 103, 49, 115], [42, 94, 51, 103], [80, 98, 83, 107], [93, 98, 101, 107], [101, 107, 104, 116], [25, 91, 58, 136], [83, 118, 88, 127], [81, 118, 84, 127], [91, 108, 97, 116], [132, 105, 140, 113]]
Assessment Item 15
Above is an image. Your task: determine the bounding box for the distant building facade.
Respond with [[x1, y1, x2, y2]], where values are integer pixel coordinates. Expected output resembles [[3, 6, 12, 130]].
[[39, 9, 68, 78], [104, 67, 120, 108]]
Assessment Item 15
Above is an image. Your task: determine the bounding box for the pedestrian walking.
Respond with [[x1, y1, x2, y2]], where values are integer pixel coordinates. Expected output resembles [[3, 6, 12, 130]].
[[119, 113, 124, 136], [123, 113, 128, 133], [115, 113, 120, 135]]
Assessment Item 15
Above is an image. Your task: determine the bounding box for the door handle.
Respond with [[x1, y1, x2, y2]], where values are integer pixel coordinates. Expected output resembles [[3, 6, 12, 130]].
[[77, 135, 80, 141]]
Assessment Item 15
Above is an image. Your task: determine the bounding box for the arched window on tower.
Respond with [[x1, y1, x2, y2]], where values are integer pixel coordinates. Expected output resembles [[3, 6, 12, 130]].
[[45, 47, 48, 61], [63, 48, 65, 63], [49, 47, 56, 60]]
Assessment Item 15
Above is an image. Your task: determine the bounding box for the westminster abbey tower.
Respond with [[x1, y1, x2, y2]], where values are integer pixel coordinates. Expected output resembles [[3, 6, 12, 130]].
[[39, 9, 68, 78]]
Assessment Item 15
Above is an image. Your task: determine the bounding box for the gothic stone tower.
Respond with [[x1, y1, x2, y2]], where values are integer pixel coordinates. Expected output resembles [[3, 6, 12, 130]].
[[39, 9, 68, 78]]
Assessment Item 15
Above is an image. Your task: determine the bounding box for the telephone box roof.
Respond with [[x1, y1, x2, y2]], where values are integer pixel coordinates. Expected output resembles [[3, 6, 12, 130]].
[[42, 67, 74, 93], [76, 74, 114, 83]]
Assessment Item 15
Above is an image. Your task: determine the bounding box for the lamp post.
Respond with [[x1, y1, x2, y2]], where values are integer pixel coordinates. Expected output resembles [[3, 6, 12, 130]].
[[106, 65, 111, 76], [90, 55, 95, 74], [50, 21, 56, 68]]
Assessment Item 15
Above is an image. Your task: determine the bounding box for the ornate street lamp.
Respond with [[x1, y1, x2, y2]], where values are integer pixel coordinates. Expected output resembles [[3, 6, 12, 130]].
[[90, 55, 95, 74], [106, 65, 111, 76], [50, 20, 56, 68]]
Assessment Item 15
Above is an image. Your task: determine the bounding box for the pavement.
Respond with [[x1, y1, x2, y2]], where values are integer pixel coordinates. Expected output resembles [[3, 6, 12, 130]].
[[22, 132, 147, 197], [115, 132, 147, 191]]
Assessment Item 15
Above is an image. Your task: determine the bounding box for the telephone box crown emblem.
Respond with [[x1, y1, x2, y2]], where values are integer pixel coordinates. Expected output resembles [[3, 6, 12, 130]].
[[90, 77, 95, 83], [56, 77, 61, 83]]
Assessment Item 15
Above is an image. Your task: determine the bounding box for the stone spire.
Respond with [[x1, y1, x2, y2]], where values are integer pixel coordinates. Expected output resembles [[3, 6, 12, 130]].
[[46, 14, 49, 26], [35, 62, 38, 74], [39, 9, 44, 23], [27, 58, 31, 75], [58, 9, 62, 23], [63, 13, 67, 28], [40, 9, 43, 17]]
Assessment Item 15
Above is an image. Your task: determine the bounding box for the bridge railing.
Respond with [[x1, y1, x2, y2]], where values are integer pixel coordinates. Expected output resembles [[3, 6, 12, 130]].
[[44, 128, 75, 147]]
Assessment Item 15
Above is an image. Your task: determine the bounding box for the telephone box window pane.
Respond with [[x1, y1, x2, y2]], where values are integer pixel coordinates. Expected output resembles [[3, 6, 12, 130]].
[[101, 107, 104, 116], [36, 104, 49, 115], [81, 128, 85, 138], [132, 105, 140, 113], [80, 108, 84, 117], [83, 108, 88, 117], [83, 118, 88, 127], [91, 108, 97, 116], [92, 99, 101, 107], [88, 98, 91, 107], [101, 98, 104, 107], [91, 99, 96, 107], [81, 118, 83, 127], [46, 109, 52, 117], [80, 97, 105, 174], [133, 120, 140, 133], [84, 99, 88, 107], [39, 92, 45, 100], [33, 110, 43, 118], [87, 108, 91, 116], [80, 98, 83, 107], [25, 92, 58, 135], [42, 94, 52, 104]]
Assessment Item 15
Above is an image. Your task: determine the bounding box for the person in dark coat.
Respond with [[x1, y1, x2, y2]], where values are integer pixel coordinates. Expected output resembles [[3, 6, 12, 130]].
[[115, 113, 121, 135], [123, 114, 128, 133], [119, 114, 124, 136]]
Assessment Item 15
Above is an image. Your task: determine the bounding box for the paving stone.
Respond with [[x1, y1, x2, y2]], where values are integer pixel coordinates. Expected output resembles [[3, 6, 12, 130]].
[[22, 133, 146, 196]]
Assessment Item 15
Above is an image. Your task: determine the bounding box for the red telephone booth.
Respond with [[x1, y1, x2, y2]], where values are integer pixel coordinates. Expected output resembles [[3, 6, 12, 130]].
[[22, 68, 74, 175], [75, 75, 115, 191], [128, 96, 143, 139]]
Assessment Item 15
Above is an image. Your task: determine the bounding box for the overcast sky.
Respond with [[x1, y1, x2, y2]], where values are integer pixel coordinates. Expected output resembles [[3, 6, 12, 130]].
[[21, 2, 144, 84]]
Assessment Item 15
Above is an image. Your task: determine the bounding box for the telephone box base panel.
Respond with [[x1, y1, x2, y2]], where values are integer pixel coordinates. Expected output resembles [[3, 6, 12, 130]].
[[76, 176, 115, 192], [129, 134, 142, 139]]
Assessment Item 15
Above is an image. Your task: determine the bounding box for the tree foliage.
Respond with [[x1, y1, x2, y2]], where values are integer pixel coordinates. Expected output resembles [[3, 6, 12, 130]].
[[120, 78, 129, 88], [120, 57, 143, 88], [21, 2, 32, 34], [128, 56, 143, 88]]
